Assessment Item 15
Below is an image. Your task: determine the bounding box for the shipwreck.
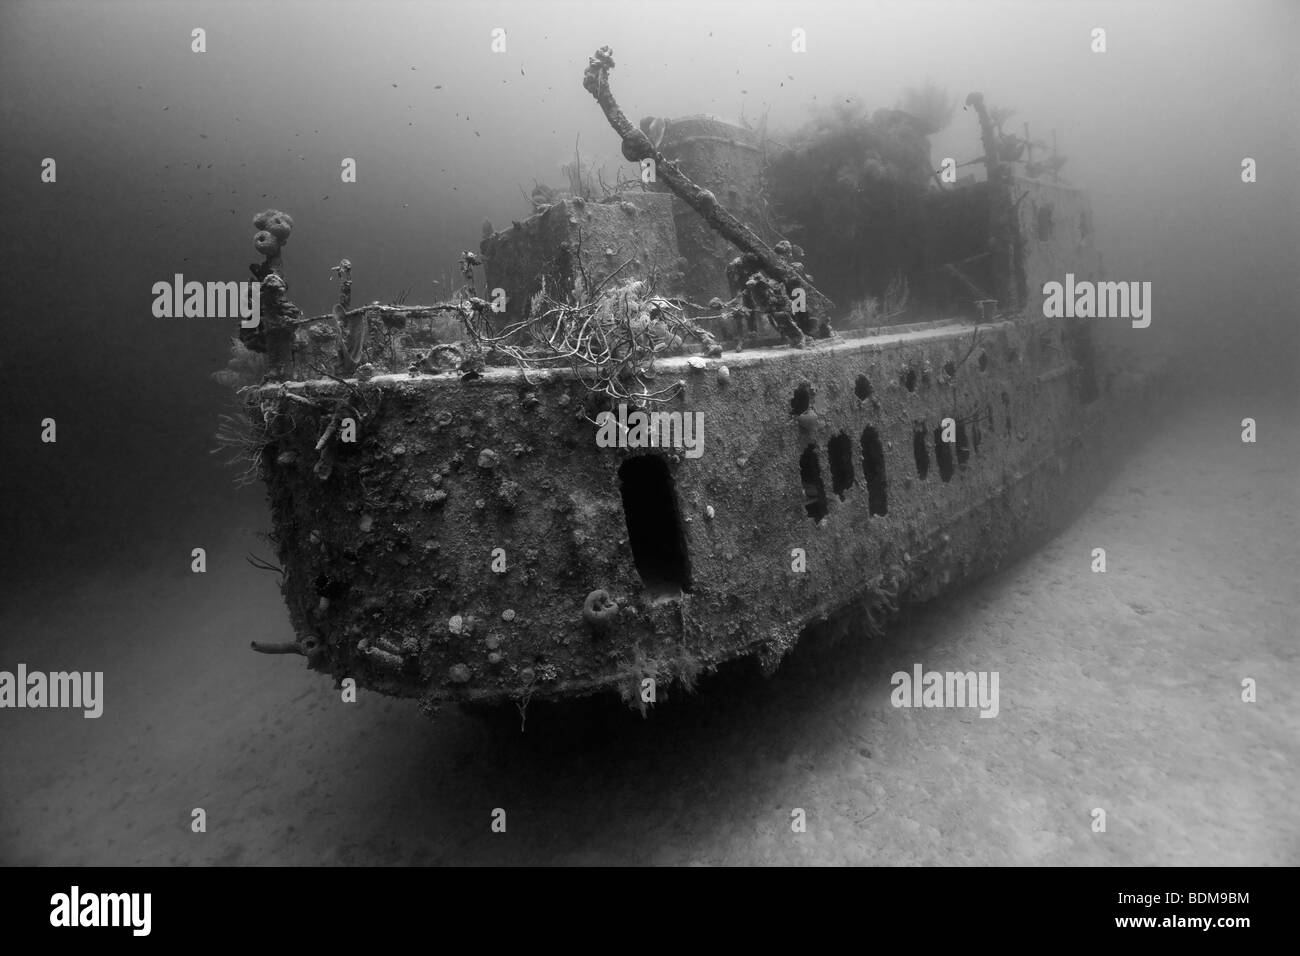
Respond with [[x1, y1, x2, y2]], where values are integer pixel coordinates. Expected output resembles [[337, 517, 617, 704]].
[[220, 48, 1164, 717]]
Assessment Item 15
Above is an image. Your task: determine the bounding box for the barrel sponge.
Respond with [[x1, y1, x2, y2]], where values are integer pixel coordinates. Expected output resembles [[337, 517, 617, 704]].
[[253, 207, 286, 230], [265, 212, 294, 242], [254, 230, 281, 257]]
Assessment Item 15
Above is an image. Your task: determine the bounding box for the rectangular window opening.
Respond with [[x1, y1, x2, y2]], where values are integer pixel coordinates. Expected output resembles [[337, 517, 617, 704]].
[[618, 456, 693, 599]]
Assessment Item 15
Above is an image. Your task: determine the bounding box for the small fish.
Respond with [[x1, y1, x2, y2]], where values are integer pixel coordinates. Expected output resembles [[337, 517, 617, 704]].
[[199, 133, 208, 139]]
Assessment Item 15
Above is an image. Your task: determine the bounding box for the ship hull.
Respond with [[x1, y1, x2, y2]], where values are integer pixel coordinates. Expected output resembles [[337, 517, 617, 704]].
[[250, 313, 1159, 710]]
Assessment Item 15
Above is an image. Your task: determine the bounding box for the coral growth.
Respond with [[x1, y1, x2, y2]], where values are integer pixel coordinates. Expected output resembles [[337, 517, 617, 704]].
[[766, 103, 932, 317], [265, 213, 294, 243], [582, 589, 619, 631], [251, 208, 294, 259], [897, 79, 958, 136], [253, 230, 280, 258], [467, 276, 720, 414], [211, 337, 266, 392]]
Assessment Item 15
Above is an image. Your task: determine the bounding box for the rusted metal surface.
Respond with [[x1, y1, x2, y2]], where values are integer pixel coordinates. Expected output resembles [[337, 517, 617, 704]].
[[251, 309, 1157, 711], [652, 115, 782, 304], [480, 193, 683, 322]]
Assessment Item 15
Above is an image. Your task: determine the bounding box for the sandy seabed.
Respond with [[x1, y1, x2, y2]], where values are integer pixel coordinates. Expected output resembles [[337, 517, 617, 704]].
[[1, 390, 1296, 866]]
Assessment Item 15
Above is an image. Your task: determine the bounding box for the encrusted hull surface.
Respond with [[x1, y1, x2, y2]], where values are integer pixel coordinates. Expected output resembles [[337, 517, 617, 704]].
[[252, 314, 1158, 710]]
